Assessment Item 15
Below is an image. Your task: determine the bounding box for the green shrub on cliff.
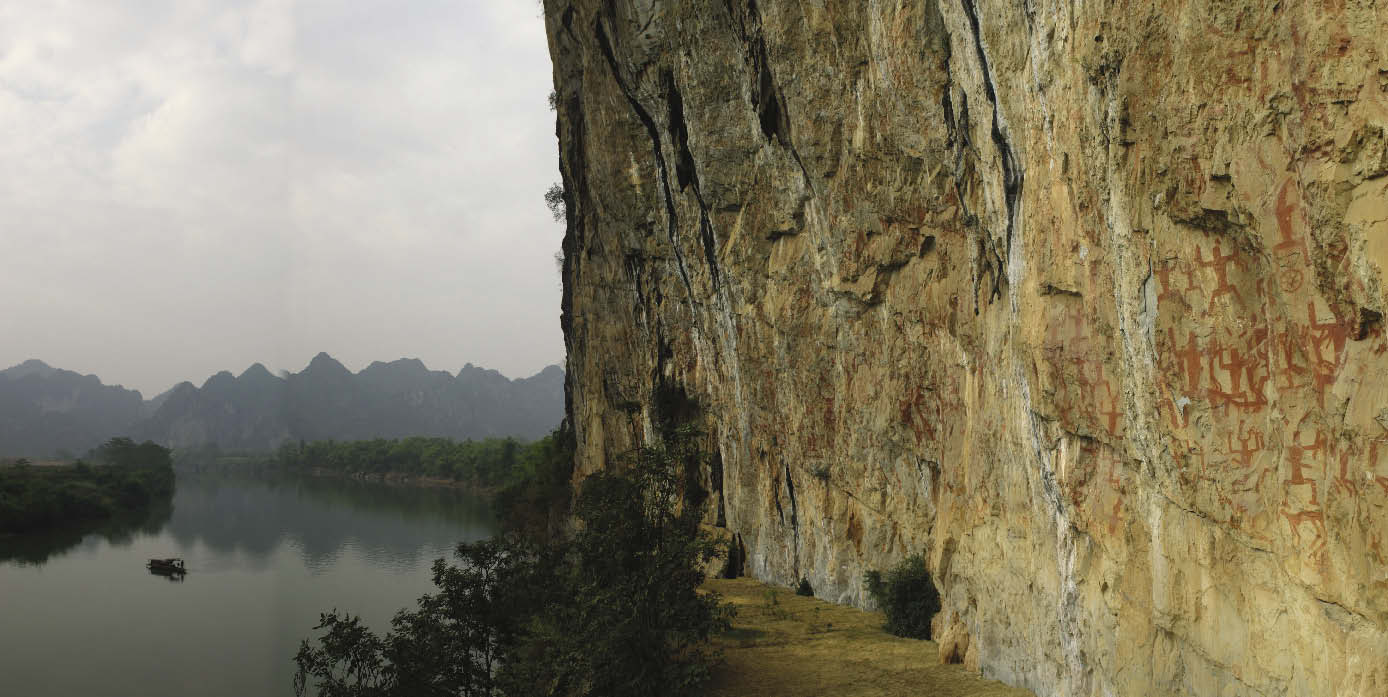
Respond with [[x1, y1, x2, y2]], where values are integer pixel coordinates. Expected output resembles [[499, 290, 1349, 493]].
[[863, 554, 940, 640]]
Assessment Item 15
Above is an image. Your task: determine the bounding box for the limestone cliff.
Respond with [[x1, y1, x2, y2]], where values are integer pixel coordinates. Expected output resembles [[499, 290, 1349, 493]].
[[544, 2, 1388, 695]]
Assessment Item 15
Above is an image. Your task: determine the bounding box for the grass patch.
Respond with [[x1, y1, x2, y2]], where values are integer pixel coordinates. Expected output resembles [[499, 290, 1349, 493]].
[[702, 577, 1032, 697]]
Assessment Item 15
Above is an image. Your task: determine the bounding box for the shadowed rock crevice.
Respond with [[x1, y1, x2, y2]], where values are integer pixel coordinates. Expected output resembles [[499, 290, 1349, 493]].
[[960, 0, 1023, 305], [729, 0, 814, 189], [784, 462, 800, 576], [712, 446, 727, 527], [593, 16, 694, 296], [663, 70, 722, 288]]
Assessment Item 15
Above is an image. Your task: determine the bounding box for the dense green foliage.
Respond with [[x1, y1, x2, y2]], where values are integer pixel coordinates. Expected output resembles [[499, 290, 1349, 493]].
[[492, 427, 575, 538], [293, 539, 522, 697], [293, 426, 730, 697], [272, 434, 564, 492], [93, 436, 175, 470], [0, 437, 174, 534], [863, 554, 941, 640]]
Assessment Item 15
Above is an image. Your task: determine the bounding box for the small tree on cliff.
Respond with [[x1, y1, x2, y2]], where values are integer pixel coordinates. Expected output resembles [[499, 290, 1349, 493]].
[[544, 183, 565, 222]]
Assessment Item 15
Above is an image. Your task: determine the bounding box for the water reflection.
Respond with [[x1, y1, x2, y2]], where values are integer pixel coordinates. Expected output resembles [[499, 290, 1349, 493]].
[[163, 474, 494, 571], [0, 472, 496, 697], [0, 500, 173, 566], [0, 474, 494, 571], [149, 568, 186, 582]]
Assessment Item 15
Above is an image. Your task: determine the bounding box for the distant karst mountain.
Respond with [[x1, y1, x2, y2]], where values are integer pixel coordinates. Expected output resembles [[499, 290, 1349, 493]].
[[0, 355, 564, 457], [0, 360, 145, 457]]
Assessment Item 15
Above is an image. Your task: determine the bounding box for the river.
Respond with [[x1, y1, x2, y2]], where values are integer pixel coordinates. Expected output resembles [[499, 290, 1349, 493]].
[[0, 472, 497, 696]]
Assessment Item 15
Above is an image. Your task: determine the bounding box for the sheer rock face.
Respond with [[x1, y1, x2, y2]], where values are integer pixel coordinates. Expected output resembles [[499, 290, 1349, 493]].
[[545, 1, 1388, 695]]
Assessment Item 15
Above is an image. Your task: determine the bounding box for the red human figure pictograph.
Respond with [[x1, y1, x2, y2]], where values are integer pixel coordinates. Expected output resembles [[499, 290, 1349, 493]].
[[1273, 179, 1309, 265], [1168, 329, 1204, 393], [1195, 242, 1245, 308], [1156, 258, 1187, 305], [1305, 303, 1349, 404]]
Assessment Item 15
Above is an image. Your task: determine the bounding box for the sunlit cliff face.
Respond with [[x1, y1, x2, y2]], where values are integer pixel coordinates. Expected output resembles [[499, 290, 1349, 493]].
[[545, 1, 1388, 696]]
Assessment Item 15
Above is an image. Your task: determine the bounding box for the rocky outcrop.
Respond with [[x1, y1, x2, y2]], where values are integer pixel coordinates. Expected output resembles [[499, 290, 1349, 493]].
[[545, 1, 1388, 695]]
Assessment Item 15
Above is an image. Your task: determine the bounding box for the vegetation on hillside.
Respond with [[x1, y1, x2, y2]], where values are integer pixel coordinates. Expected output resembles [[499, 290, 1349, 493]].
[[270, 431, 569, 493], [491, 426, 575, 538], [293, 425, 731, 697], [0, 437, 174, 534]]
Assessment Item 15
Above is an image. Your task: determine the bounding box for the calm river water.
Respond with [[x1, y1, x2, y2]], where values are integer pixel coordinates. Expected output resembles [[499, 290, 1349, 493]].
[[0, 472, 497, 696]]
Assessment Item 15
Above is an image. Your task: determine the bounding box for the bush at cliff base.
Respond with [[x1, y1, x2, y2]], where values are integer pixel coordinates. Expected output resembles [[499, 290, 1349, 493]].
[[864, 554, 941, 640]]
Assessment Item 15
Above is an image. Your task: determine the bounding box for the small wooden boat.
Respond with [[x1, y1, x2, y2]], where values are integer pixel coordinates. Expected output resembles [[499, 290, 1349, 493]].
[[147, 558, 187, 575]]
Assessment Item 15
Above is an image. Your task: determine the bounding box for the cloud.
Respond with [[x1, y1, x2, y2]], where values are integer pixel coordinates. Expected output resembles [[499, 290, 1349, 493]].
[[0, 0, 563, 396]]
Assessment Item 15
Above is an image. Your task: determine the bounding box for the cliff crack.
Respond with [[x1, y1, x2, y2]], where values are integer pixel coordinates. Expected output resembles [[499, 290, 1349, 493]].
[[1155, 489, 1275, 556], [1040, 283, 1082, 298], [735, 0, 815, 192], [1315, 597, 1376, 632], [941, 40, 1000, 315], [711, 446, 726, 527], [664, 70, 722, 289], [594, 17, 695, 297], [785, 463, 800, 575], [960, 0, 1023, 299], [772, 472, 784, 524]]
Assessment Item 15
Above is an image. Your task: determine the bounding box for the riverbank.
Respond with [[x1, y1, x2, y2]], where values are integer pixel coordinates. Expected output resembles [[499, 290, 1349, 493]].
[[0, 457, 174, 534], [302, 467, 502, 495], [703, 577, 1032, 697]]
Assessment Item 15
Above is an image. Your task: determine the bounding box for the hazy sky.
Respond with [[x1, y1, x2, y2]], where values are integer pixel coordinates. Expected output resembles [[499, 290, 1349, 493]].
[[0, 0, 564, 397]]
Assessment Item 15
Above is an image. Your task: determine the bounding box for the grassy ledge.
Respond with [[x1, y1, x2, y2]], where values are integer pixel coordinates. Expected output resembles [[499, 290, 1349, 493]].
[[702, 577, 1033, 697]]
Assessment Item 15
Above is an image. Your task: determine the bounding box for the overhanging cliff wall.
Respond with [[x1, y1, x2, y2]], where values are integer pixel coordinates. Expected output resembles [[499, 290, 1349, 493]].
[[544, 2, 1388, 695]]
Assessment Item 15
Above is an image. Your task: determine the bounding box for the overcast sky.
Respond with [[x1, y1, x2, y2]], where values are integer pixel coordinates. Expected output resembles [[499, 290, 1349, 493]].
[[0, 0, 564, 397]]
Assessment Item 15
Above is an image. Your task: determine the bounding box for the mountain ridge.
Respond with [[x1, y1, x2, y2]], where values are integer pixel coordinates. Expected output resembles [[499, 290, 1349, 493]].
[[0, 355, 563, 456]]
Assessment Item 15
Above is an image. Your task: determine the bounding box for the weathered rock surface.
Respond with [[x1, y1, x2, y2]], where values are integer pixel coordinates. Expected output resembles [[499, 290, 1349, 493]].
[[545, 1, 1388, 695]]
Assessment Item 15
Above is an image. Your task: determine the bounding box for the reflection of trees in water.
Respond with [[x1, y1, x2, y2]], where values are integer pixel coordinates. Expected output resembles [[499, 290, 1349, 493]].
[[164, 474, 497, 569], [0, 474, 496, 570], [0, 500, 173, 565]]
